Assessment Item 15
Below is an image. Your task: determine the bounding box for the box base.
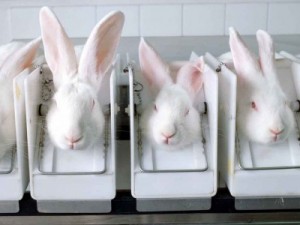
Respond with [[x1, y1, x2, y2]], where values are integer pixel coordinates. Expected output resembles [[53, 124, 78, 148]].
[[0, 201, 19, 213], [137, 198, 211, 212], [235, 197, 300, 210], [37, 200, 111, 213]]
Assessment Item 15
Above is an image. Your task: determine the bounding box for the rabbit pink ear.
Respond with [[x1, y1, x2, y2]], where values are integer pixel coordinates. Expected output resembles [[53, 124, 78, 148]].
[[78, 11, 124, 90], [229, 27, 261, 81], [176, 57, 204, 100], [256, 30, 277, 78], [39, 7, 78, 88], [1, 37, 41, 77], [139, 38, 172, 92]]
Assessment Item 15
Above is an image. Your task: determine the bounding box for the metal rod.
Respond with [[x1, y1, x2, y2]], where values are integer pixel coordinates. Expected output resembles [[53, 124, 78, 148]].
[[2, 212, 300, 225]]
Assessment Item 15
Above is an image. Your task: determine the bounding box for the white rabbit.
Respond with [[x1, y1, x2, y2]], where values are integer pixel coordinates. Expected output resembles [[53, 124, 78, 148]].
[[0, 38, 41, 158], [39, 7, 124, 150], [139, 38, 204, 150], [221, 27, 295, 144]]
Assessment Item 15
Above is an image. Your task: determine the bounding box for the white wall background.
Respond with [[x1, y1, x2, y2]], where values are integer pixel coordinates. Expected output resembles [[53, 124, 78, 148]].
[[0, 0, 300, 44]]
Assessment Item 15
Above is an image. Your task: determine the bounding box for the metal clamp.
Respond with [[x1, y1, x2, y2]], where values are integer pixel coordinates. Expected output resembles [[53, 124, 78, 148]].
[[123, 62, 135, 74], [216, 62, 226, 72]]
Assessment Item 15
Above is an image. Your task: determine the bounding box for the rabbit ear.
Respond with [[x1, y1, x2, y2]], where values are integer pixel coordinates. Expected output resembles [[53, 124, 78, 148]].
[[1, 37, 41, 78], [256, 30, 277, 78], [176, 57, 204, 101], [229, 27, 261, 81], [39, 7, 78, 88], [139, 38, 172, 92], [78, 11, 124, 90]]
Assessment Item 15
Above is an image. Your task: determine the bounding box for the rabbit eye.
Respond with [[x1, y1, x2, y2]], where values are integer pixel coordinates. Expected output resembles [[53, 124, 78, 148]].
[[154, 104, 158, 112], [185, 109, 189, 116], [251, 101, 257, 110], [91, 99, 95, 110]]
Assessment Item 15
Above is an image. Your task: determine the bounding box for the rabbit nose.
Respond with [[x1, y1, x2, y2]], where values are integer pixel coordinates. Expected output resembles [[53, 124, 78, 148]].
[[66, 136, 83, 144], [162, 132, 176, 144], [162, 132, 176, 139], [270, 128, 284, 136]]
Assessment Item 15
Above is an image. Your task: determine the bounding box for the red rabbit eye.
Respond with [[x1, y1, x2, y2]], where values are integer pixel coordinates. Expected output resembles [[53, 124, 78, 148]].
[[154, 104, 157, 112], [91, 99, 95, 110], [251, 101, 257, 110], [185, 109, 189, 116]]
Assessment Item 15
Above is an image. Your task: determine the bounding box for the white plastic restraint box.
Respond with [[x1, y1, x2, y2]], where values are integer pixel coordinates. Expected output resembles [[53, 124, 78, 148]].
[[24, 56, 119, 213], [0, 69, 31, 213], [205, 52, 300, 210], [128, 53, 218, 212]]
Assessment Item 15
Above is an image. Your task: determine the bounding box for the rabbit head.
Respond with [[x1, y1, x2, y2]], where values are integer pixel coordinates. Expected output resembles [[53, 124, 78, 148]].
[[229, 27, 295, 144], [40, 7, 124, 150], [0, 38, 41, 157], [139, 38, 204, 150]]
